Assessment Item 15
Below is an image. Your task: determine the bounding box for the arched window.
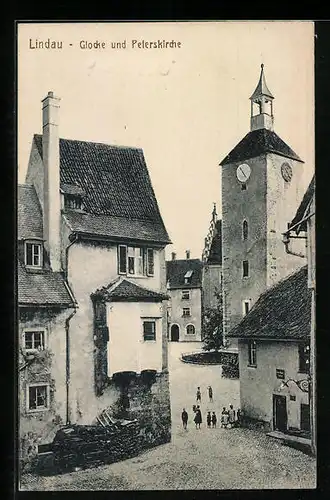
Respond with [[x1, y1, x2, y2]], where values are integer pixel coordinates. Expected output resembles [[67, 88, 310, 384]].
[[242, 220, 248, 240], [186, 324, 195, 335]]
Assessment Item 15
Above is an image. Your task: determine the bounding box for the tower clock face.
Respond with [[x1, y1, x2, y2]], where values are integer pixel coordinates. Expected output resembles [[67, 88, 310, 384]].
[[281, 162, 293, 182], [236, 163, 251, 183]]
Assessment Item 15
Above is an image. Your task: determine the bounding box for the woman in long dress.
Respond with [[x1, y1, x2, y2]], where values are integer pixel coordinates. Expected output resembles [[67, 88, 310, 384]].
[[194, 406, 202, 429]]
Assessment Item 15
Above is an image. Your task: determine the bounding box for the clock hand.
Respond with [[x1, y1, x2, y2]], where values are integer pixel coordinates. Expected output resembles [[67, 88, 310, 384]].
[[239, 167, 247, 180]]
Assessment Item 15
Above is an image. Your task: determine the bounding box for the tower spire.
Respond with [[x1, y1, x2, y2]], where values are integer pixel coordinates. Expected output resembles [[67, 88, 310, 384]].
[[250, 64, 274, 132]]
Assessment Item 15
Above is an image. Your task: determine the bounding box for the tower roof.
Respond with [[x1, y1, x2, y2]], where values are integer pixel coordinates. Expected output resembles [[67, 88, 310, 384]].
[[219, 128, 303, 166], [250, 64, 274, 101]]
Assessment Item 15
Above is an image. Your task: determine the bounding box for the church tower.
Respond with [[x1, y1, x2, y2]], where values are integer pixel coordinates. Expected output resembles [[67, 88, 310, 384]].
[[220, 64, 305, 341]]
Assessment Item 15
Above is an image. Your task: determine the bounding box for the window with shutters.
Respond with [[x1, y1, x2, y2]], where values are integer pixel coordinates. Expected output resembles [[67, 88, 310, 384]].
[[117, 245, 154, 277], [143, 320, 156, 341]]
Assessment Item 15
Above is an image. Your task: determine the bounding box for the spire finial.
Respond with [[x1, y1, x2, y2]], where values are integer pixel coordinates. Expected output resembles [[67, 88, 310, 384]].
[[261, 63, 264, 70]]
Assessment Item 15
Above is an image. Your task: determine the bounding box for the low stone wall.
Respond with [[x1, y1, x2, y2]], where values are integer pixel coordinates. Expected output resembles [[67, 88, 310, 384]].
[[241, 415, 272, 433], [181, 351, 239, 379], [110, 371, 171, 450]]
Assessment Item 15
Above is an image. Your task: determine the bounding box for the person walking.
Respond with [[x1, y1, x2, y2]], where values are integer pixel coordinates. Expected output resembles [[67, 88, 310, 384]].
[[206, 411, 212, 428], [196, 387, 201, 403], [194, 405, 202, 429], [228, 404, 236, 429], [236, 408, 243, 427], [211, 411, 217, 428], [208, 386, 213, 403], [181, 408, 188, 430], [221, 407, 229, 429]]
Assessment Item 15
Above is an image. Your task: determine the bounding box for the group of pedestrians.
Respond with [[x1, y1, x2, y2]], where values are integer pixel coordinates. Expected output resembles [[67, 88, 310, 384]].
[[181, 386, 242, 430]]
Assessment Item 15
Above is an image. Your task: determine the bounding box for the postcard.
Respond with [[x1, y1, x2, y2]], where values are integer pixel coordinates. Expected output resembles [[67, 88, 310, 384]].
[[17, 21, 315, 490]]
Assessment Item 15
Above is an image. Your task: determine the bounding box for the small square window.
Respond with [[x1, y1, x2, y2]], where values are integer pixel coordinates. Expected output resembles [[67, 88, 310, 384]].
[[24, 330, 46, 351], [182, 308, 191, 317], [276, 369, 285, 380], [290, 395, 296, 402], [27, 384, 49, 411], [143, 321, 156, 341], [182, 290, 190, 300]]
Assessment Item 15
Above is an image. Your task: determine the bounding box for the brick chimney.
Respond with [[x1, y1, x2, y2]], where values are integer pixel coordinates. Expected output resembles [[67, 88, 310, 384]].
[[186, 249, 191, 260], [171, 252, 176, 261], [42, 91, 61, 271]]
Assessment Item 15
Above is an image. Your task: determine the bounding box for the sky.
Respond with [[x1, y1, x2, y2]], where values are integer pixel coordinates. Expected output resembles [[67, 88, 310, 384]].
[[18, 22, 314, 260]]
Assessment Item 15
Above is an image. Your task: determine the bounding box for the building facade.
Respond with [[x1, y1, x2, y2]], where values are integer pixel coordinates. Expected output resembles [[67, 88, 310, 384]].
[[202, 204, 222, 311], [227, 266, 311, 436], [18, 185, 75, 468], [166, 252, 203, 342], [19, 91, 172, 468], [220, 65, 305, 342]]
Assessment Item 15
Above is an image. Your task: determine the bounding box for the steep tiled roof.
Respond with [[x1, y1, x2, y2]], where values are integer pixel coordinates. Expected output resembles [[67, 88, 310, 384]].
[[34, 135, 170, 244], [18, 260, 74, 306], [64, 211, 169, 244], [289, 175, 315, 234], [227, 266, 311, 341], [92, 278, 168, 302], [207, 220, 222, 265], [17, 185, 74, 307], [166, 258, 203, 289], [18, 185, 43, 240], [220, 129, 303, 166]]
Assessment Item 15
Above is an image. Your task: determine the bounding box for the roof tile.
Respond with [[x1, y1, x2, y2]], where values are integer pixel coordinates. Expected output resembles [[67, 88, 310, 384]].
[[289, 175, 315, 233], [34, 134, 170, 244], [220, 128, 303, 166], [18, 260, 74, 306], [227, 266, 311, 341], [166, 258, 203, 289], [92, 278, 168, 302], [18, 185, 43, 240]]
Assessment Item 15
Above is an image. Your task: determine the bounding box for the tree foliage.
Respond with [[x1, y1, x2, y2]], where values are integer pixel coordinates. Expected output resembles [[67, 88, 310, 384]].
[[202, 287, 223, 351]]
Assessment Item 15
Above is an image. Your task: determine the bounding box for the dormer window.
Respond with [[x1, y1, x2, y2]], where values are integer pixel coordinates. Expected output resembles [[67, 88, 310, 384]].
[[64, 194, 83, 210], [184, 270, 193, 284], [61, 184, 85, 211], [25, 241, 43, 268]]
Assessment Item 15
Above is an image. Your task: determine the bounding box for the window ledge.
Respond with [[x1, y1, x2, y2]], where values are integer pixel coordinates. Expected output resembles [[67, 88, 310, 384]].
[[27, 408, 49, 413], [25, 265, 43, 272], [247, 364, 257, 368]]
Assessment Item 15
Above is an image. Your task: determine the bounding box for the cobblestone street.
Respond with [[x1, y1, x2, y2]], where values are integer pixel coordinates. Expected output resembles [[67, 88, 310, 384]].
[[21, 342, 316, 490]]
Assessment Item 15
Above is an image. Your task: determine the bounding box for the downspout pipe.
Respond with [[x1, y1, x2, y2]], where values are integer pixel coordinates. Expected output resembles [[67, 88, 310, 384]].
[[64, 233, 79, 425], [65, 307, 77, 425]]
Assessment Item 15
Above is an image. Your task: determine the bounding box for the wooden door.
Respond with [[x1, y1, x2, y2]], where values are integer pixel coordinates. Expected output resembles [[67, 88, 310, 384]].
[[273, 395, 287, 432]]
